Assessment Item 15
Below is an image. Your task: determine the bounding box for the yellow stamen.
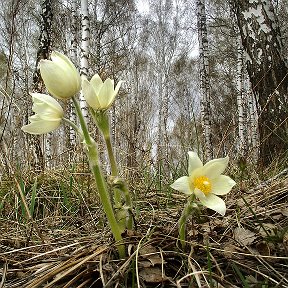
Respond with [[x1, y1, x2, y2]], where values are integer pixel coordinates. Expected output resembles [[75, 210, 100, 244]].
[[193, 176, 212, 195]]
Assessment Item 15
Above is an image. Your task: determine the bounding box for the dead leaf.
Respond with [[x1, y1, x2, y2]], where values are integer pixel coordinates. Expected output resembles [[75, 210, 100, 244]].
[[139, 244, 164, 266], [283, 230, 288, 249], [234, 227, 257, 246], [138, 260, 153, 268], [258, 223, 276, 237], [139, 244, 157, 256], [223, 243, 238, 259], [281, 208, 288, 217], [223, 243, 245, 259], [139, 267, 168, 283], [255, 241, 270, 256]]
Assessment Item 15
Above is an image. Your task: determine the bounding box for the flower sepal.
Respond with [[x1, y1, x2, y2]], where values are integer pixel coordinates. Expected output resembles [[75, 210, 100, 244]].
[[21, 93, 64, 135]]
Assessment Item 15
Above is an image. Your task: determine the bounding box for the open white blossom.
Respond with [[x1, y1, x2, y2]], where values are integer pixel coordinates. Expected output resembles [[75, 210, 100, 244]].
[[21, 93, 64, 135], [171, 152, 236, 216]]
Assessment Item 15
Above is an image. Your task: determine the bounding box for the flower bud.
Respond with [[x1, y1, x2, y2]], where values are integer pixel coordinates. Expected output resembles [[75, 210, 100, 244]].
[[40, 51, 81, 99], [82, 74, 123, 110]]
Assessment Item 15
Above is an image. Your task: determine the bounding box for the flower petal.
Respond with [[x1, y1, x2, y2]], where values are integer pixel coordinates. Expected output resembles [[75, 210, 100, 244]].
[[40, 56, 80, 99], [203, 156, 229, 179], [112, 80, 123, 99], [51, 52, 81, 88], [22, 119, 61, 135], [31, 93, 63, 113], [40, 60, 72, 99], [82, 78, 101, 109], [170, 176, 191, 195], [51, 51, 75, 72], [194, 188, 206, 199], [188, 152, 203, 175], [197, 193, 227, 216], [98, 78, 114, 108], [211, 175, 236, 195], [31, 93, 63, 119], [90, 74, 104, 95]]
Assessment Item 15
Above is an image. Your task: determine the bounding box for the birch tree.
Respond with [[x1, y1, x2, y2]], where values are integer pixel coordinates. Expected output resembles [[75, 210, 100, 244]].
[[30, 0, 53, 169], [233, 0, 288, 166], [80, 0, 90, 118], [196, 0, 213, 161], [246, 76, 259, 162], [236, 36, 246, 157], [68, 0, 78, 152], [0, 0, 19, 173]]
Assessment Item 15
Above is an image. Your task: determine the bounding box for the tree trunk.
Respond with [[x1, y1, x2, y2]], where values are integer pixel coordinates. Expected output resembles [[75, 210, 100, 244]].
[[80, 0, 90, 119], [30, 0, 53, 171], [246, 77, 259, 162], [196, 0, 213, 161], [233, 0, 288, 166], [68, 0, 77, 152], [236, 36, 246, 157]]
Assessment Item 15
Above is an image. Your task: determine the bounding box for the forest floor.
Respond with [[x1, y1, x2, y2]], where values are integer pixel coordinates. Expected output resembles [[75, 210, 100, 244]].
[[0, 164, 287, 287]]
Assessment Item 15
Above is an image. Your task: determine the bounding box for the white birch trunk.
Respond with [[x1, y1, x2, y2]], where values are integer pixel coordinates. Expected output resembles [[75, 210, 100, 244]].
[[80, 0, 90, 119], [155, 0, 170, 169], [69, 0, 78, 150], [234, 0, 288, 166], [196, 0, 213, 161], [156, 1, 164, 166], [246, 77, 259, 162], [236, 36, 245, 157], [156, 76, 164, 165]]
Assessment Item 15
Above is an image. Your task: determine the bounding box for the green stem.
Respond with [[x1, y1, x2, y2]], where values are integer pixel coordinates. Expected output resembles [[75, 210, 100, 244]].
[[105, 136, 118, 176], [91, 110, 134, 230], [104, 133, 134, 229], [72, 97, 91, 145], [62, 117, 82, 137], [88, 145, 125, 257], [72, 97, 125, 258], [121, 182, 133, 230], [104, 135, 121, 205], [179, 195, 196, 249]]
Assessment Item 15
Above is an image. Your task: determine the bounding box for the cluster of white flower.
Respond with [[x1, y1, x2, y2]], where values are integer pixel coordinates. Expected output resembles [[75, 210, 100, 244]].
[[22, 51, 122, 135], [21, 51, 236, 248]]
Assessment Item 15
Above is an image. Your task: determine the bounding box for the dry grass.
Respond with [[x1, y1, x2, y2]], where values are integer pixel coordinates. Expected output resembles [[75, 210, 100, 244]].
[[0, 166, 287, 287]]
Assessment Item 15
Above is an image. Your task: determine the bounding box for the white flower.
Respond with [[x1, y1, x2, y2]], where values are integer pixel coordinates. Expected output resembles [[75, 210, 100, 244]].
[[21, 93, 64, 135], [171, 152, 236, 216], [40, 51, 81, 99], [82, 74, 122, 110]]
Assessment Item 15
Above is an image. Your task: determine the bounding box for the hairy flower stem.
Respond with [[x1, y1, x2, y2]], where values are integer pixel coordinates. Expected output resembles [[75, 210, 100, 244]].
[[91, 110, 134, 230], [179, 195, 196, 249], [63, 118, 82, 138], [104, 136, 121, 203], [104, 133, 134, 230], [72, 97, 125, 258]]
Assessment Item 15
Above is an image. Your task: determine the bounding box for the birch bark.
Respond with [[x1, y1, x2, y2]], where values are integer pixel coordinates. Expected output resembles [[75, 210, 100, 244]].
[[68, 0, 78, 154], [80, 0, 90, 119], [196, 0, 213, 161], [31, 0, 53, 170], [236, 36, 246, 157], [234, 0, 288, 166], [246, 77, 259, 162]]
